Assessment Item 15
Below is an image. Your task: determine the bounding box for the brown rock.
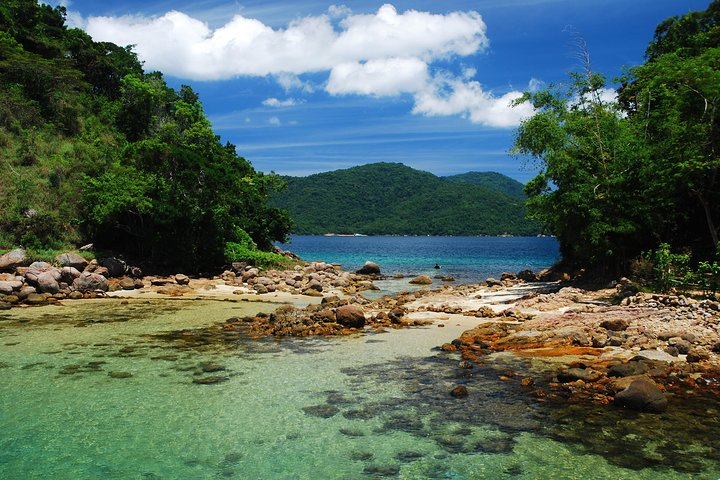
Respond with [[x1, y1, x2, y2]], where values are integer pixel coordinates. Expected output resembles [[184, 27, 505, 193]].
[[614, 376, 667, 413], [450, 385, 468, 398], [335, 305, 365, 328], [55, 253, 89, 271], [409, 275, 432, 285], [600, 319, 629, 331], [25, 293, 47, 305], [175, 274, 190, 285], [356, 261, 381, 275]]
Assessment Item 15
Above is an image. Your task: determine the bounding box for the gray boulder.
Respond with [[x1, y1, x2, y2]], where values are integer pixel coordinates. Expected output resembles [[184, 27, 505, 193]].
[[356, 261, 381, 275], [37, 271, 60, 294], [0, 248, 29, 271], [335, 305, 365, 328], [55, 253, 89, 271], [60, 266, 82, 285], [174, 274, 190, 285], [72, 272, 109, 292], [0, 281, 16, 295], [614, 376, 667, 413]]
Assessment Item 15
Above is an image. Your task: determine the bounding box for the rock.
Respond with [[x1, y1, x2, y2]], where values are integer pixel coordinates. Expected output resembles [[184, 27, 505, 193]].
[[25, 293, 47, 305], [335, 305, 365, 328], [175, 274, 190, 285], [600, 319, 629, 331], [486, 278, 503, 287], [55, 253, 89, 271], [72, 272, 109, 292], [0, 281, 14, 295], [36, 271, 60, 294], [17, 286, 36, 300], [0, 301, 11, 310], [68, 291, 84, 300], [306, 279, 323, 292], [608, 361, 649, 378], [100, 257, 127, 277], [557, 367, 603, 383], [3, 295, 19, 304], [634, 349, 682, 363], [0, 249, 29, 271], [500, 272, 517, 281], [450, 385, 468, 398], [668, 337, 691, 354], [302, 404, 339, 418], [409, 275, 432, 285], [686, 348, 710, 363], [108, 371, 133, 379], [119, 277, 136, 290], [517, 269, 539, 282], [60, 267, 81, 285], [614, 376, 667, 413], [356, 261, 381, 275]]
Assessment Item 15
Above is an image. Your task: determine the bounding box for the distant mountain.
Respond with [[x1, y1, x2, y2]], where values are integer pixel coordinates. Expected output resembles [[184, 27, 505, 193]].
[[443, 172, 526, 199], [272, 163, 540, 236]]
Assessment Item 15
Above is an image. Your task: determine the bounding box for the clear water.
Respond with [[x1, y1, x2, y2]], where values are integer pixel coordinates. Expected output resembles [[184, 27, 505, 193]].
[[1, 298, 719, 479], [278, 236, 560, 284]]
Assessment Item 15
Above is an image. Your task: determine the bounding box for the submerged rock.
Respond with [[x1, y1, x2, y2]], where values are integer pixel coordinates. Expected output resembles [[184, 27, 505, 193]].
[[614, 376, 668, 413]]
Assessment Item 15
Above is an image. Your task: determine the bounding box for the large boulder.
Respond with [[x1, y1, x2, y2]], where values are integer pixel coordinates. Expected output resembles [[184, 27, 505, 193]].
[[356, 261, 381, 275], [36, 270, 60, 294], [335, 305, 366, 329], [60, 266, 82, 285], [55, 253, 89, 271], [72, 272, 109, 292], [0, 249, 29, 271], [614, 376, 667, 413]]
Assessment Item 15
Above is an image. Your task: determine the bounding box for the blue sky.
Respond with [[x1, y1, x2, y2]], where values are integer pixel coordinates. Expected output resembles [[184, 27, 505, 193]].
[[56, 0, 710, 182]]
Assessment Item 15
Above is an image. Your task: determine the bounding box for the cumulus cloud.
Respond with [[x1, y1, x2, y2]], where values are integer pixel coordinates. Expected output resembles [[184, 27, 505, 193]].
[[413, 76, 534, 128], [83, 3, 533, 127], [327, 57, 429, 96], [262, 98, 300, 107]]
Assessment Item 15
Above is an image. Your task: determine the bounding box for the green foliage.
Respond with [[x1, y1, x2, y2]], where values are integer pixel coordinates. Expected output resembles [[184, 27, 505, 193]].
[[0, 0, 291, 271], [644, 243, 692, 293], [514, 1, 720, 272], [225, 228, 295, 269], [272, 163, 539, 236]]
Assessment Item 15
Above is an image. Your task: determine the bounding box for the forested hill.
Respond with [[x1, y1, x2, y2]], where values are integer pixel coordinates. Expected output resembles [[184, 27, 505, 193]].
[[443, 172, 526, 199], [272, 163, 540, 236], [0, 0, 290, 271]]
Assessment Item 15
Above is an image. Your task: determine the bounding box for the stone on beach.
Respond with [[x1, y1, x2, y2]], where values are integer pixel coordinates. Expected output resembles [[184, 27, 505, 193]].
[[409, 275, 433, 285], [0, 248, 29, 271], [72, 272, 109, 292], [335, 305, 366, 328], [55, 252, 89, 271], [356, 261, 381, 275]]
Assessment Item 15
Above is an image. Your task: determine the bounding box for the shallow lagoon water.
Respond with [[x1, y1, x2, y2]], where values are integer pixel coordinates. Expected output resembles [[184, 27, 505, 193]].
[[1, 299, 719, 479]]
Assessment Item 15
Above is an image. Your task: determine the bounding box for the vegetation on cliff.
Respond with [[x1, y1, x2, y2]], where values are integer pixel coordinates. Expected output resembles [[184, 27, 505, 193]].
[[0, 0, 290, 271], [272, 163, 540, 236], [513, 1, 720, 276]]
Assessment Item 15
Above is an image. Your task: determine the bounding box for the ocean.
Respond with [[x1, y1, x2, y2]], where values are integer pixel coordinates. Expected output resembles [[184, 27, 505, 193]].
[[278, 235, 560, 295]]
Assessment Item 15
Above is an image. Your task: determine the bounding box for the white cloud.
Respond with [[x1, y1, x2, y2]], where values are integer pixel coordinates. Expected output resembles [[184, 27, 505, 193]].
[[268, 116, 281, 126], [413, 76, 535, 128], [262, 97, 299, 107], [82, 3, 533, 127], [327, 58, 429, 96], [328, 4, 352, 19]]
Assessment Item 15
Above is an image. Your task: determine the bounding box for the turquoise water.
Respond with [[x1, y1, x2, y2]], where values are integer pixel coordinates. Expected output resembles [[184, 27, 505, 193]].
[[278, 236, 560, 284], [1, 298, 719, 479]]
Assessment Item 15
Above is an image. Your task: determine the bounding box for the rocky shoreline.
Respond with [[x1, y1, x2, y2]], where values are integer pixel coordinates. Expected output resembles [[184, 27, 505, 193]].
[[3, 246, 719, 414]]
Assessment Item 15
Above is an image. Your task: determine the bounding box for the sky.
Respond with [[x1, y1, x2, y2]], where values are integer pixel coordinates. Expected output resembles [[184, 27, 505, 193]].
[[52, 0, 711, 182]]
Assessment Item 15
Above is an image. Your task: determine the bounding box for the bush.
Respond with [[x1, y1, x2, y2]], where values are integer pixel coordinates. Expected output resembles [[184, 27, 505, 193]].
[[644, 243, 692, 293], [224, 227, 296, 269]]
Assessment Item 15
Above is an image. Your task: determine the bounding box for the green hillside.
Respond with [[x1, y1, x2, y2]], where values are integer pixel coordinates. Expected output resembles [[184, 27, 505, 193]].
[[272, 163, 539, 236], [0, 0, 290, 271], [444, 172, 526, 199]]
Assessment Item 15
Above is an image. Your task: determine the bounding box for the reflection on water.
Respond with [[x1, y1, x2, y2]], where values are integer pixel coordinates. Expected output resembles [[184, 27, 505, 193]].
[[0, 299, 718, 479]]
